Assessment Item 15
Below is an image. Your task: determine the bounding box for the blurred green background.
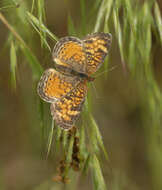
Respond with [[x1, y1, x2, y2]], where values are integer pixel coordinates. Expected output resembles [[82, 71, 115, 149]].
[[0, 0, 162, 190]]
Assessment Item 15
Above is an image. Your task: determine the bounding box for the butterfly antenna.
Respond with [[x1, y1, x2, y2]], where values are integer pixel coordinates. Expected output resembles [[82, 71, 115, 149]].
[[95, 65, 118, 78], [91, 82, 100, 99]]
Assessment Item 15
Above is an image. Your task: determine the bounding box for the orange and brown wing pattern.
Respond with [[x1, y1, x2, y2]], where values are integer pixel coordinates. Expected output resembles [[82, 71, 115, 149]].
[[83, 32, 112, 75], [52, 37, 86, 74], [37, 69, 81, 103], [50, 80, 87, 130], [37, 32, 112, 130]]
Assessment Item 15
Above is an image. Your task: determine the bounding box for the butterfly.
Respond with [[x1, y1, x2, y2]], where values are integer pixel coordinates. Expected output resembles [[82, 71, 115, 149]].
[[37, 32, 112, 130]]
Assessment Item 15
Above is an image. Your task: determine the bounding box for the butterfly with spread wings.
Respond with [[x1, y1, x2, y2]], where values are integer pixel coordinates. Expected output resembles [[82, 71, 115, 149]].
[[37, 32, 112, 130]]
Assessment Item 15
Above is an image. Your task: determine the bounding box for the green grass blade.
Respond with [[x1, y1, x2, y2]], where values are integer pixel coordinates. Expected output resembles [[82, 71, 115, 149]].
[[11, 0, 18, 6], [63, 134, 74, 177], [10, 40, 17, 89], [66, 134, 74, 163], [62, 130, 68, 151], [67, 13, 76, 36], [89, 118, 99, 154], [145, 23, 151, 65], [37, 0, 46, 48], [21, 46, 43, 80], [55, 126, 62, 151], [31, 0, 35, 13], [103, 0, 113, 77], [46, 119, 55, 158], [79, 124, 86, 158], [104, 0, 113, 32], [27, 12, 58, 42], [0, 5, 17, 11], [128, 32, 136, 72], [88, 0, 101, 21], [90, 114, 109, 160], [29, 20, 51, 52], [143, 3, 152, 65], [91, 154, 106, 190], [154, 2, 162, 43], [94, 0, 107, 32], [80, 0, 86, 35], [82, 153, 91, 175], [113, 9, 125, 69]]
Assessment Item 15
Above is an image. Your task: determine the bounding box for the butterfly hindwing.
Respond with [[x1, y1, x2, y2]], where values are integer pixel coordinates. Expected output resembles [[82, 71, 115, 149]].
[[50, 80, 87, 130]]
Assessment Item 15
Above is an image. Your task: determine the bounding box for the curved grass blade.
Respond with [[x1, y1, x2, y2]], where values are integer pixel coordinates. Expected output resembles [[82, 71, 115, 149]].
[[94, 0, 107, 32], [0, 12, 43, 80], [46, 119, 55, 158], [91, 154, 106, 190], [29, 19, 51, 52], [90, 114, 109, 161], [67, 13, 76, 36], [89, 116, 99, 154], [27, 12, 58, 42], [21, 46, 43, 80]]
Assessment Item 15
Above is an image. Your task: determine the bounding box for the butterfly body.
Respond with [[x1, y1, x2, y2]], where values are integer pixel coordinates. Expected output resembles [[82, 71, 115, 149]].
[[37, 32, 112, 130]]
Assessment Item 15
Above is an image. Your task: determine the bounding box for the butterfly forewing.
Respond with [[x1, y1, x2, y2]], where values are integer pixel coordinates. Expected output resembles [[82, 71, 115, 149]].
[[52, 37, 86, 75], [83, 32, 112, 75]]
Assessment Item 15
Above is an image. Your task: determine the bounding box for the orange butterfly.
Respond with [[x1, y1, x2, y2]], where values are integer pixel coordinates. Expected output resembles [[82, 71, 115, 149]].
[[37, 33, 112, 130]]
